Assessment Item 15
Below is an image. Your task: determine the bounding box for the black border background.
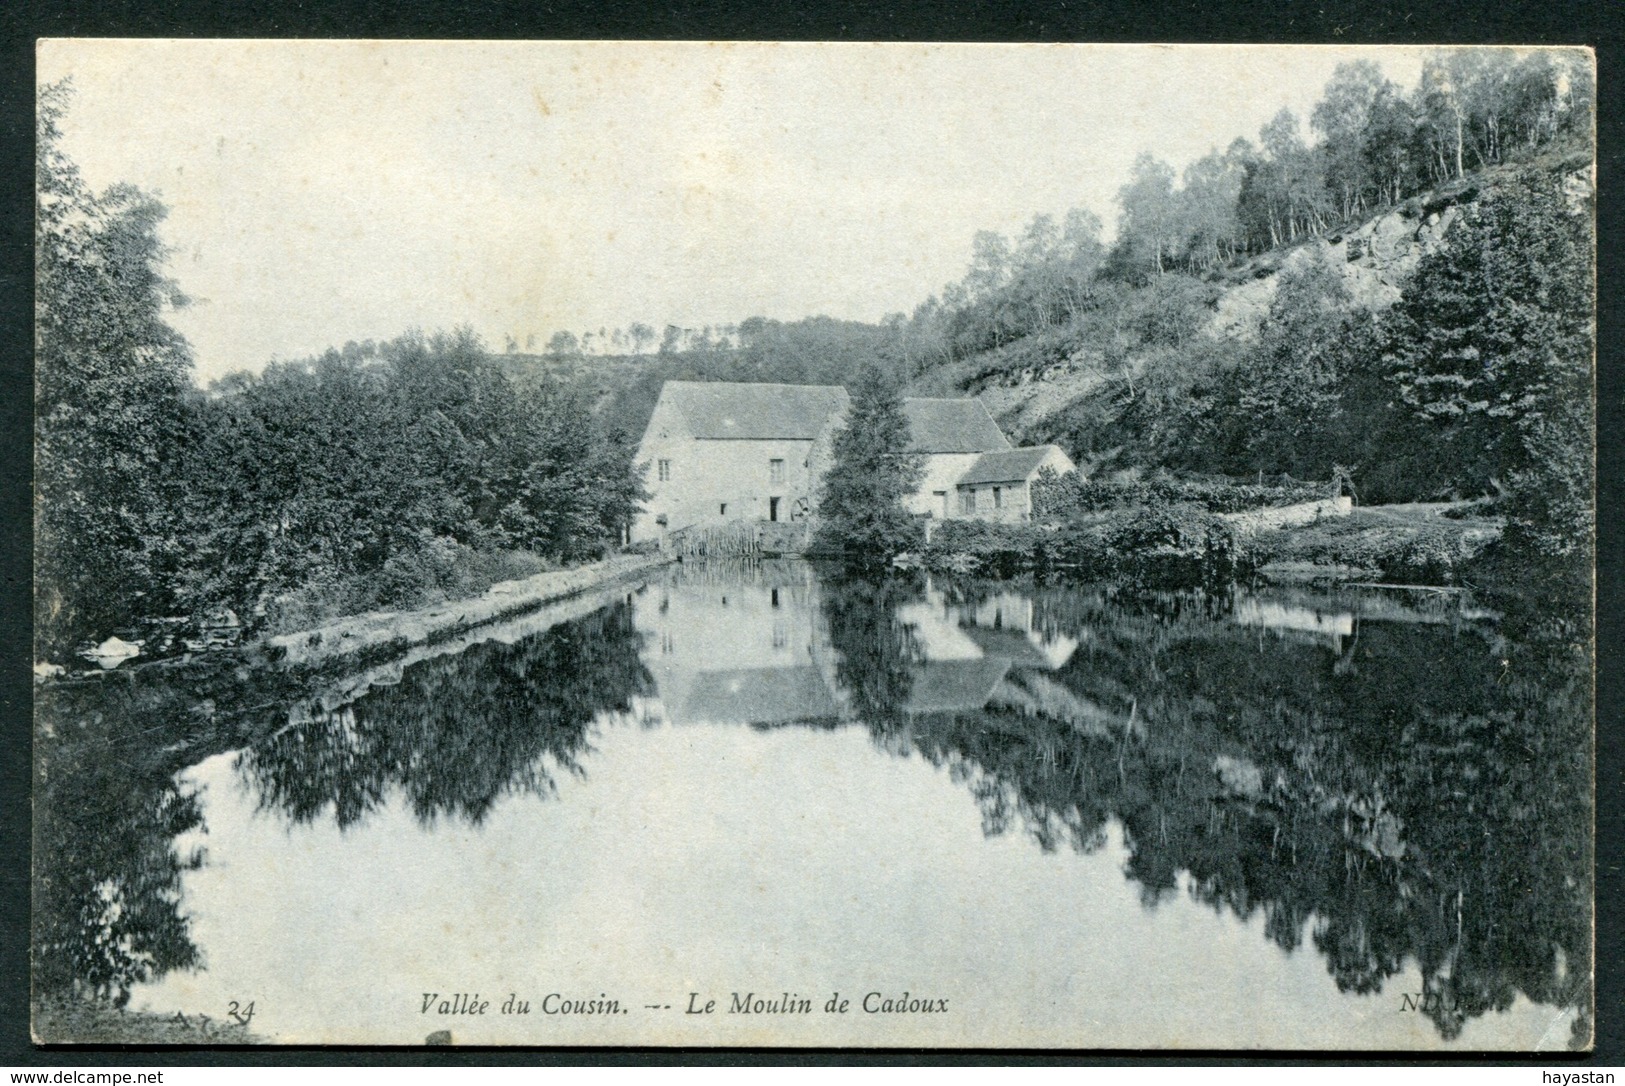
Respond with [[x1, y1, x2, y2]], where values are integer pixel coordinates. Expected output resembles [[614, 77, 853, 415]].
[[0, 0, 1619, 1068]]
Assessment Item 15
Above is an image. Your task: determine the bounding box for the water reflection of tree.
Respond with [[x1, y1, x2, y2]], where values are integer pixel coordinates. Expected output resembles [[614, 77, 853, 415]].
[[834, 578, 1591, 1046], [34, 601, 652, 1013], [819, 569, 924, 738], [238, 602, 652, 828], [33, 682, 213, 1007]]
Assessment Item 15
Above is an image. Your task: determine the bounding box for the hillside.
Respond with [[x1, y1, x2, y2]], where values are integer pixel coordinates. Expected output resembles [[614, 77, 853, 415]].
[[488, 138, 1590, 529], [908, 150, 1594, 477]]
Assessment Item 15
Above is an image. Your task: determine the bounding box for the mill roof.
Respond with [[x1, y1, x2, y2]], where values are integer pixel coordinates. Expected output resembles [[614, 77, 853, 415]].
[[901, 398, 1012, 454], [678, 666, 840, 726], [957, 445, 1067, 486], [664, 381, 850, 440]]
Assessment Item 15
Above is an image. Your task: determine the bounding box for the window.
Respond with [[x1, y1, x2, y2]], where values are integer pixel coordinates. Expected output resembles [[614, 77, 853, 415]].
[[993, 486, 1002, 510], [657, 459, 671, 482], [769, 458, 785, 484], [961, 490, 977, 515], [719, 503, 728, 516]]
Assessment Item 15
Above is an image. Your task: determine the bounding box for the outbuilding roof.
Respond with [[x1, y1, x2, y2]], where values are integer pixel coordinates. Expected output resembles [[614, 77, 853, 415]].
[[901, 398, 1012, 454], [902, 659, 1013, 715], [957, 445, 1068, 486], [664, 381, 850, 440]]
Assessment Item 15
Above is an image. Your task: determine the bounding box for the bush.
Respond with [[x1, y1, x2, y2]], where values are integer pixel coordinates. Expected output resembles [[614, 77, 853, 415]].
[[262, 541, 554, 634], [262, 574, 377, 635], [1097, 503, 1244, 585], [1032, 471, 1328, 518], [918, 503, 1243, 587], [920, 520, 1048, 576]]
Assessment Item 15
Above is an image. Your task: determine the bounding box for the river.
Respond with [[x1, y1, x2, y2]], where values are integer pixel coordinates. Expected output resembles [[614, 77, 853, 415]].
[[32, 559, 1592, 1049]]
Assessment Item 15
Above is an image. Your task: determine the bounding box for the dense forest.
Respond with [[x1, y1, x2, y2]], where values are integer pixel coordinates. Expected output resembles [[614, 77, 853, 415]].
[[35, 83, 645, 660]]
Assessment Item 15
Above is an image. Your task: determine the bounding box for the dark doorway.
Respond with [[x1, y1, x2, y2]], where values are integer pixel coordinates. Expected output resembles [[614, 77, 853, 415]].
[[769, 496, 780, 522]]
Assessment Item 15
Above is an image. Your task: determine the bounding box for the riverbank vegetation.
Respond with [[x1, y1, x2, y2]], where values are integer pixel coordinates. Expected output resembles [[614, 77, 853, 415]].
[[35, 84, 646, 664], [915, 484, 1515, 593]]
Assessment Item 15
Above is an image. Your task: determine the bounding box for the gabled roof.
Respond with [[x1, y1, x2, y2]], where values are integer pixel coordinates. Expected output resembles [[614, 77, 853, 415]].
[[663, 381, 849, 440], [957, 445, 1068, 486], [901, 398, 1012, 454], [903, 659, 1013, 714]]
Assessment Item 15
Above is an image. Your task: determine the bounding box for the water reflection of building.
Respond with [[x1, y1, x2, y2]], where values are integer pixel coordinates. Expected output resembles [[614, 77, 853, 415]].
[[901, 586, 1079, 673], [634, 566, 1088, 729], [1231, 597, 1356, 652], [634, 561, 843, 728]]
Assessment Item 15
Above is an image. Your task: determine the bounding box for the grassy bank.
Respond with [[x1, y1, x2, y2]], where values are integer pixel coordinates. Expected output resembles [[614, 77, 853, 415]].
[[259, 544, 563, 636], [85, 544, 667, 673], [910, 501, 1503, 588], [1250, 504, 1503, 585]]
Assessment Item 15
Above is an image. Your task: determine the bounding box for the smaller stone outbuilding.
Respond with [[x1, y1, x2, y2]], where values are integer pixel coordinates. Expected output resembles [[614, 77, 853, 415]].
[[954, 445, 1076, 524], [900, 398, 1013, 520]]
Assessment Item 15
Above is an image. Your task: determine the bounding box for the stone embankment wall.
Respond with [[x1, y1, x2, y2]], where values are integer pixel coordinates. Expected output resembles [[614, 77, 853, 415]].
[[1222, 496, 1353, 535], [265, 552, 672, 670]]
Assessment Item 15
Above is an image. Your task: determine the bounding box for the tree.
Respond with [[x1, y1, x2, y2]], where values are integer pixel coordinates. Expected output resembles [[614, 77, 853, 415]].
[[627, 322, 656, 354], [1232, 246, 1358, 475], [544, 329, 580, 359], [1382, 169, 1592, 555], [1113, 153, 1181, 279], [963, 230, 1013, 301], [1178, 148, 1246, 271], [36, 81, 197, 657], [1363, 81, 1419, 205], [1312, 61, 1389, 220], [1418, 54, 1468, 183], [813, 366, 925, 563], [1056, 208, 1107, 315]]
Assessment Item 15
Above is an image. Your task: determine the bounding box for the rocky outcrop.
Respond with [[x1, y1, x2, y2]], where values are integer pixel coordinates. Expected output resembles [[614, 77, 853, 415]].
[[1207, 201, 1461, 343]]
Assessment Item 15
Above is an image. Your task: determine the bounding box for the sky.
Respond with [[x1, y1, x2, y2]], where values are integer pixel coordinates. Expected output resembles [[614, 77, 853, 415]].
[[39, 41, 1431, 383]]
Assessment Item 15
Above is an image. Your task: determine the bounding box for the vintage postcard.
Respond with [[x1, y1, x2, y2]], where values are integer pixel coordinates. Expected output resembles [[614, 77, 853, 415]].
[[32, 41, 1595, 1049]]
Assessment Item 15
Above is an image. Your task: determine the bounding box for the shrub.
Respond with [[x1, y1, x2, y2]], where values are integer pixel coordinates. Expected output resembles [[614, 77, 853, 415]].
[[1099, 503, 1244, 585], [920, 520, 1048, 576], [262, 575, 377, 635], [261, 540, 554, 634], [918, 503, 1243, 586], [1032, 471, 1328, 519]]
